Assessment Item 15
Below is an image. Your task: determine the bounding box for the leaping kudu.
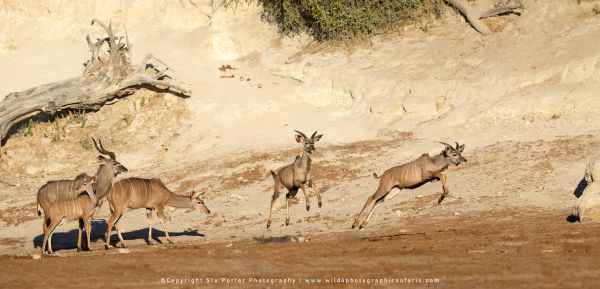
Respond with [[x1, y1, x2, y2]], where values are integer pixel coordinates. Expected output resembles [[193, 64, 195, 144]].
[[352, 141, 467, 230], [267, 130, 323, 229]]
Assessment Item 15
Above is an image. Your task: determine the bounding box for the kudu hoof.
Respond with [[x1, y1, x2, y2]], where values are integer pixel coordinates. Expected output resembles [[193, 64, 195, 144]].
[[438, 196, 445, 204], [118, 243, 127, 248], [306, 205, 310, 211], [105, 244, 113, 250], [318, 202, 322, 208], [285, 220, 291, 226], [147, 240, 154, 246], [168, 240, 175, 245]]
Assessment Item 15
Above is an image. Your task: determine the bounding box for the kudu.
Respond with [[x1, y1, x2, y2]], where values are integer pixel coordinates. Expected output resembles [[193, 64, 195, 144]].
[[352, 142, 467, 230], [36, 137, 127, 250], [267, 130, 323, 229], [105, 178, 211, 249], [40, 174, 96, 254]]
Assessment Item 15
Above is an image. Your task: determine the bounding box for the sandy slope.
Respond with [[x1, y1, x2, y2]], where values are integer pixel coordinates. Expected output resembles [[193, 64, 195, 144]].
[[0, 0, 598, 268]]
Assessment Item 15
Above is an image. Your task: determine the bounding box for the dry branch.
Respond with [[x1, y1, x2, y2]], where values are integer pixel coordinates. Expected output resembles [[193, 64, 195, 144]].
[[479, 3, 524, 19], [0, 19, 190, 145], [444, 0, 524, 35]]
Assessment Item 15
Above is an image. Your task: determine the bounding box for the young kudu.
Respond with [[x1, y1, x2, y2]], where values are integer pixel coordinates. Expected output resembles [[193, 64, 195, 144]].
[[352, 142, 467, 230], [267, 130, 323, 229], [36, 138, 126, 251], [40, 174, 96, 254], [105, 178, 211, 249]]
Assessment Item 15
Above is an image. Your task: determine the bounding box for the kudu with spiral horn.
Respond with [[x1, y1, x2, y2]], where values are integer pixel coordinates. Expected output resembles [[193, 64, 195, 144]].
[[352, 141, 467, 230], [267, 130, 324, 228], [35, 137, 127, 252]]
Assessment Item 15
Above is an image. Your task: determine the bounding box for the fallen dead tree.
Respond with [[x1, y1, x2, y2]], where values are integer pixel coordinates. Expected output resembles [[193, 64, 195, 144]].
[[445, 0, 524, 35], [0, 19, 191, 145]]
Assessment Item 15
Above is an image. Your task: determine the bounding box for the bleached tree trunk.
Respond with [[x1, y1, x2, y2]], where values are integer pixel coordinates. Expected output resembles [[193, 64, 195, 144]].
[[0, 19, 190, 144]]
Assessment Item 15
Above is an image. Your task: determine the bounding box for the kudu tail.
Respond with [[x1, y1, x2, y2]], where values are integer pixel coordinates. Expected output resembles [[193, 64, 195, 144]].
[[372, 173, 381, 179], [36, 203, 42, 217], [270, 170, 277, 179]]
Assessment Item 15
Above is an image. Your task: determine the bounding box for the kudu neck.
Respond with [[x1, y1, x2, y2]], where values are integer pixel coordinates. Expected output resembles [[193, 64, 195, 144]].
[[94, 164, 113, 199], [431, 151, 451, 171], [166, 193, 193, 209]]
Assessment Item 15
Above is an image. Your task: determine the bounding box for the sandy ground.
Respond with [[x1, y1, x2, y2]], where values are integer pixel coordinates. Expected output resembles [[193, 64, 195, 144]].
[[1, 0, 600, 288], [2, 209, 600, 289]]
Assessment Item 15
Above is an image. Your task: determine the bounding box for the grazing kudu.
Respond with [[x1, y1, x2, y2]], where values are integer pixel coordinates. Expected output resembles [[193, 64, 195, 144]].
[[105, 178, 211, 249], [267, 130, 323, 229], [352, 142, 467, 230], [36, 137, 127, 251], [40, 174, 96, 254]]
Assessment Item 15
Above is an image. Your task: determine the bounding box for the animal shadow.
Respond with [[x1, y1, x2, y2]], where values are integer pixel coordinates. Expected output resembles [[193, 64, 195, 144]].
[[33, 219, 205, 252], [566, 178, 588, 223]]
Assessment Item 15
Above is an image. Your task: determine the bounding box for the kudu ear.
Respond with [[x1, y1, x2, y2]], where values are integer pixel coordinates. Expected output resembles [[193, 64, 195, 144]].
[[313, 134, 323, 142], [97, 156, 109, 163], [458, 144, 465, 153], [190, 191, 200, 199], [295, 134, 303, 143]]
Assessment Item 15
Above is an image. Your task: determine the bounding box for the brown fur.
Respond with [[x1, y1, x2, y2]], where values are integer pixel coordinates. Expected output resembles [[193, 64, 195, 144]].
[[267, 130, 323, 228], [352, 142, 467, 229], [40, 175, 96, 255], [105, 178, 210, 248]]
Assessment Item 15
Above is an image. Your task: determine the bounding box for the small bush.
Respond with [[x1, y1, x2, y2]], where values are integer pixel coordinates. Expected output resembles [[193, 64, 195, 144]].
[[79, 137, 94, 150], [121, 114, 133, 126], [253, 0, 443, 41], [69, 111, 87, 128], [17, 119, 35, 137]]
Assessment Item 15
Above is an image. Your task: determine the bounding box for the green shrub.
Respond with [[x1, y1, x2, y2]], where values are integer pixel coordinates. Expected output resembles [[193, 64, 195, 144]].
[[251, 0, 443, 41], [17, 119, 35, 137], [79, 137, 94, 150]]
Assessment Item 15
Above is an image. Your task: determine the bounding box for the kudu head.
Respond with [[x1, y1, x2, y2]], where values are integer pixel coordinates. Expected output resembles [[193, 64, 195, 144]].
[[190, 191, 211, 214], [92, 138, 128, 176], [74, 173, 96, 198], [295, 130, 323, 154], [439, 141, 467, 166]]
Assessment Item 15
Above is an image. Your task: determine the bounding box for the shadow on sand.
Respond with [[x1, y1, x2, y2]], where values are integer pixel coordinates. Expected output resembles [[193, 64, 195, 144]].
[[33, 219, 205, 252], [567, 178, 588, 223]]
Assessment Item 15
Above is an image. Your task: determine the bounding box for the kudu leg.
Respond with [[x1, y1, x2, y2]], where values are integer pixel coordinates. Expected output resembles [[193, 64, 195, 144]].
[[360, 197, 386, 230], [84, 218, 93, 251], [353, 187, 389, 229], [156, 207, 174, 244], [267, 190, 281, 229], [352, 194, 377, 229], [286, 196, 291, 226], [114, 219, 127, 248], [299, 184, 311, 212], [146, 209, 154, 245], [437, 173, 450, 204], [77, 219, 84, 252], [44, 219, 61, 255], [41, 219, 49, 255], [105, 209, 123, 249], [309, 179, 322, 208]]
